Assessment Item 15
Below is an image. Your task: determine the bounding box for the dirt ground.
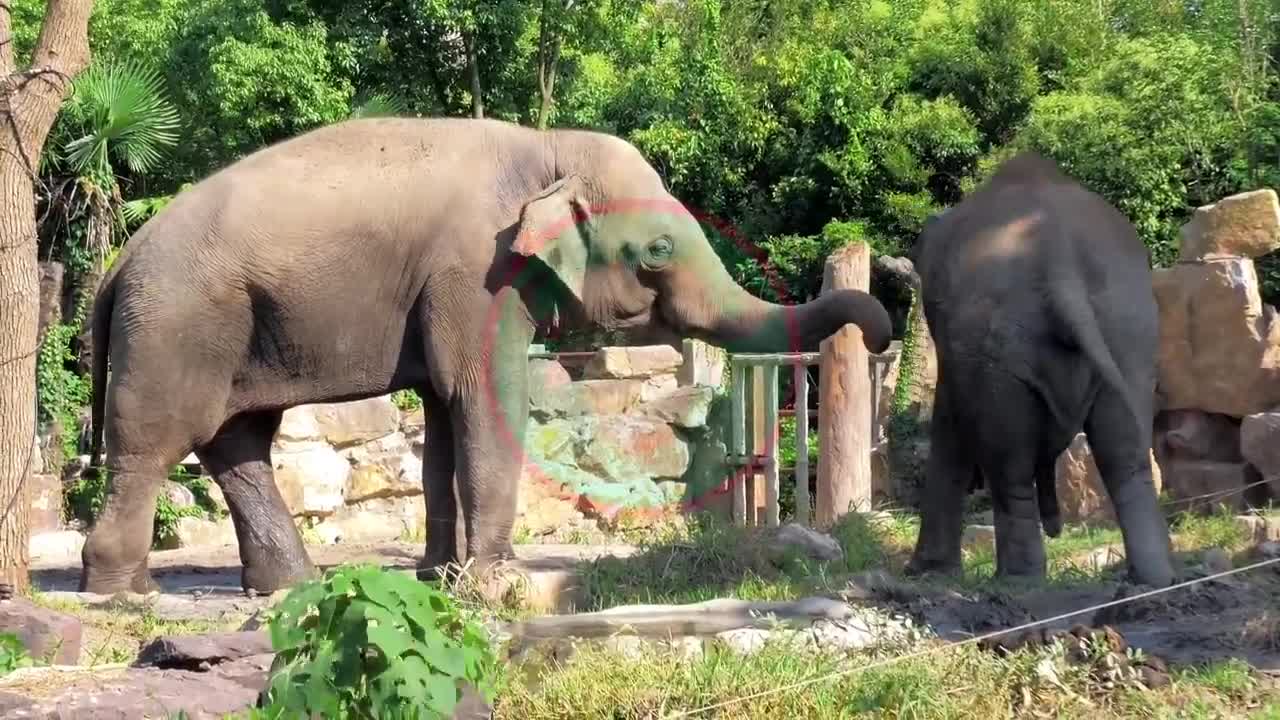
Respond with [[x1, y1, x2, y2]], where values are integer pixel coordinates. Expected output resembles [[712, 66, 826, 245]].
[[846, 553, 1280, 676], [26, 538, 1280, 682]]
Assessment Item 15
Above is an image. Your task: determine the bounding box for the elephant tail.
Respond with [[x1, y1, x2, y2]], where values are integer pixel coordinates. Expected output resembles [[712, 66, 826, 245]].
[[89, 265, 118, 476], [1050, 279, 1144, 449]]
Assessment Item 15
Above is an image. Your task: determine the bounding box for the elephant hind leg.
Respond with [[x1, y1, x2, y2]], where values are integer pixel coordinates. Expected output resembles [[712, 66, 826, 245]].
[[80, 395, 196, 594], [978, 384, 1048, 580], [194, 410, 316, 593], [1084, 393, 1174, 587], [415, 387, 460, 580], [79, 454, 172, 594]]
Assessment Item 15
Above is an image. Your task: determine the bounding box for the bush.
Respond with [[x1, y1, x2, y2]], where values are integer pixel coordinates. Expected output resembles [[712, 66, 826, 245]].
[[257, 564, 501, 719]]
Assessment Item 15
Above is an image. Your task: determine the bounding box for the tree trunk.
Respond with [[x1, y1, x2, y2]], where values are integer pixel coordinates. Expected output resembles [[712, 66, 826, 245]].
[[463, 30, 484, 119], [0, 0, 94, 594]]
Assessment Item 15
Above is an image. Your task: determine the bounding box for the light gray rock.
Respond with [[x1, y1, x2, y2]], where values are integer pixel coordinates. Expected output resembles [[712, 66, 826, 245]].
[[272, 441, 349, 517], [772, 523, 843, 564]]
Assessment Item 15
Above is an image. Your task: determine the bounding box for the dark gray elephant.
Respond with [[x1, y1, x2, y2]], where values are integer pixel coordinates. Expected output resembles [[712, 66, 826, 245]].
[[901, 151, 1175, 588], [82, 117, 893, 595]]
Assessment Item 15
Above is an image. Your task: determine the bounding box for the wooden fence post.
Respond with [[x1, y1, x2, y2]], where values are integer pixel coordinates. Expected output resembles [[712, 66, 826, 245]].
[[816, 242, 872, 527], [793, 363, 810, 526]]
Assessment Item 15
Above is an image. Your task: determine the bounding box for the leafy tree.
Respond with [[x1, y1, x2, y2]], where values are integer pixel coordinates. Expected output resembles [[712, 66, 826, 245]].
[[163, 0, 353, 180]]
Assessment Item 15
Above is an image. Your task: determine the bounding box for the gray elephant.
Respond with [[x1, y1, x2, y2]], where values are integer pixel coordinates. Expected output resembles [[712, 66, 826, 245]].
[[81, 117, 893, 595], [901, 151, 1175, 588]]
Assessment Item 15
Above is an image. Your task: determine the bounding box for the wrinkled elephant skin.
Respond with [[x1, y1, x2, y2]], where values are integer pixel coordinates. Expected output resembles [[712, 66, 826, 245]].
[[903, 152, 1175, 588], [80, 117, 893, 595]]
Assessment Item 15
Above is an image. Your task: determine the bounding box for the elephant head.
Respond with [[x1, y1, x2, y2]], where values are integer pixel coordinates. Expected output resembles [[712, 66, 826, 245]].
[[508, 134, 893, 356]]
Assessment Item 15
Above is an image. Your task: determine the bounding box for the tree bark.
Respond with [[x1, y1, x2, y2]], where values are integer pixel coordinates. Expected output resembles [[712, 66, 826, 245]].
[[463, 29, 484, 119], [0, 0, 94, 594], [816, 242, 872, 528], [536, 0, 570, 130]]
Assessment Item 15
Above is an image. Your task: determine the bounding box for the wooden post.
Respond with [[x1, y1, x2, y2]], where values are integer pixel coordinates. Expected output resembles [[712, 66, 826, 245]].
[[730, 360, 746, 526], [749, 365, 766, 525], [762, 363, 780, 527], [793, 363, 810, 526], [816, 242, 872, 527]]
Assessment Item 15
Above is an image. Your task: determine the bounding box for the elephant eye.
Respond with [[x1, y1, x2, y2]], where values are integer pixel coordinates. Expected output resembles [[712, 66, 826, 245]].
[[647, 237, 674, 261]]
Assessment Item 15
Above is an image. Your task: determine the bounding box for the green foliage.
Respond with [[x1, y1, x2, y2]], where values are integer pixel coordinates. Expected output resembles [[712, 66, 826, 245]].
[[163, 0, 355, 179], [65, 466, 222, 548], [35, 301, 93, 468], [0, 634, 34, 677], [258, 563, 501, 719], [390, 389, 423, 412]]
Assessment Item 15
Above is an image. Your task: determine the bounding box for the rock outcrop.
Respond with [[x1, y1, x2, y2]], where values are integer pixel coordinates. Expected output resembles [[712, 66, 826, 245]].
[[1054, 434, 1163, 525]]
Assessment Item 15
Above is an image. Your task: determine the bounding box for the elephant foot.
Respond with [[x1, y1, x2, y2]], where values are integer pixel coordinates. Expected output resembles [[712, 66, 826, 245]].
[[241, 556, 319, 595], [904, 547, 961, 578], [79, 562, 160, 595], [1126, 557, 1176, 589]]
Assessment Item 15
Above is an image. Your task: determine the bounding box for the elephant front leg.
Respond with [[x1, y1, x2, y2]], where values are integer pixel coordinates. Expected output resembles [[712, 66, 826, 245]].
[[421, 285, 532, 587], [906, 391, 971, 577], [195, 411, 317, 594]]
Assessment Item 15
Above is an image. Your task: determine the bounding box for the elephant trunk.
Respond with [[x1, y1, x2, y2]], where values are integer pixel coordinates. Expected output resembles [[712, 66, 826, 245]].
[[663, 261, 893, 356]]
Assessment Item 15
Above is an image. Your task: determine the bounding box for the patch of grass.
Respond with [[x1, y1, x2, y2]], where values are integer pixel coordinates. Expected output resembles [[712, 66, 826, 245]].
[[1170, 507, 1251, 553], [497, 630, 1212, 719], [500, 629, 1279, 720], [579, 517, 792, 609], [1177, 658, 1258, 699]]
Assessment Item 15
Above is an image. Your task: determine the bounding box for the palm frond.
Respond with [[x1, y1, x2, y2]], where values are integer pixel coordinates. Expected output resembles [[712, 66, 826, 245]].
[[350, 91, 409, 119], [64, 58, 182, 179]]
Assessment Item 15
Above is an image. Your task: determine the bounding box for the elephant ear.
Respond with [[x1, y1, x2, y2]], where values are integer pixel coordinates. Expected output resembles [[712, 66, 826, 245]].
[[512, 175, 593, 305]]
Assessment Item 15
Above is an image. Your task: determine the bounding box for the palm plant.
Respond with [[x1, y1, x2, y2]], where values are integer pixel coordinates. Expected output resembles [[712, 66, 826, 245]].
[[53, 58, 181, 261], [33, 57, 181, 401]]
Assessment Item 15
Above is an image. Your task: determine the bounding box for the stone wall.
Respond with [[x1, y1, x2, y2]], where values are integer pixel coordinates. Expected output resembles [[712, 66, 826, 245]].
[[31, 342, 730, 559]]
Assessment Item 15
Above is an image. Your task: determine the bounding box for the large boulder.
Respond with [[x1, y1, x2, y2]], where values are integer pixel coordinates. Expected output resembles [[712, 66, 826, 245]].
[[1054, 434, 1163, 525], [0, 598, 81, 665], [583, 345, 683, 380], [26, 473, 61, 534], [1240, 411, 1280, 502], [272, 441, 349, 517], [532, 379, 649, 418], [677, 339, 725, 389], [135, 631, 272, 670], [515, 468, 588, 538], [341, 432, 422, 502], [633, 386, 715, 429], [579, 416, 691, 481], [170, 517, 239, 549], [1177, 188, 1280, 261], [28, 530, 84, 564], [1152, 258, 1280, 417], [277, 396, 400, 447], [1160, 460, 1257, 513], [1155, 410, 1243, 463], [311, 496, 426, 545]]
